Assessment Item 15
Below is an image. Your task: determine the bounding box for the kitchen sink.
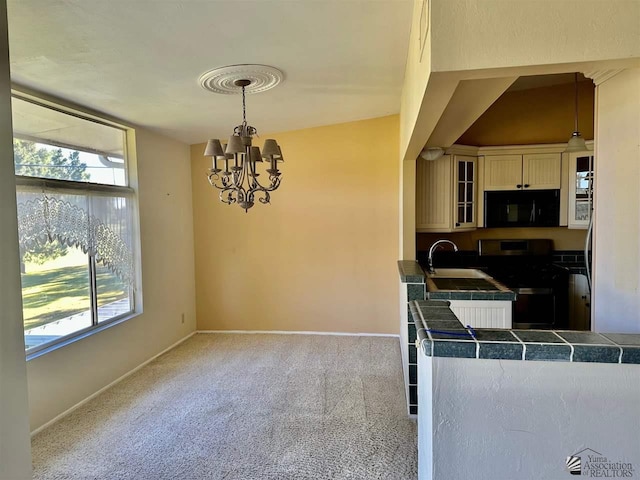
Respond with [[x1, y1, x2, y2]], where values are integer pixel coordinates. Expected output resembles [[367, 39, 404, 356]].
[[425, 268, 511, 293], [430, 277, 501, 291], [426, 268, 489, 279]]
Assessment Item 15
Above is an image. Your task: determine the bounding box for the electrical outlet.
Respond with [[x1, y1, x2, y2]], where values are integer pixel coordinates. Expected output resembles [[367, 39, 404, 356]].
[[181, 313, 185, 324]]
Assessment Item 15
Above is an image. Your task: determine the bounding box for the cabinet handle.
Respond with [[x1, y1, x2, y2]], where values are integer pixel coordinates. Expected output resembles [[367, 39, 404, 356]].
[[455, 222, 460, 227], [524, 184, 530, 188], [516, 184, 522, 189]]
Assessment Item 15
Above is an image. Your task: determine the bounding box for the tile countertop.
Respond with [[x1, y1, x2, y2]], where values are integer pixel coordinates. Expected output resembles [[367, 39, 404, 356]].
[[397, 260, 426, 283], [410, 300, 640, 365]]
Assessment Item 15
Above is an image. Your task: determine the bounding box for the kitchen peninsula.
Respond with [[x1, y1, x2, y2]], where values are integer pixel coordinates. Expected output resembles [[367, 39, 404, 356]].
[[411, 299, 640, 480], [398, 260, 516, 416]]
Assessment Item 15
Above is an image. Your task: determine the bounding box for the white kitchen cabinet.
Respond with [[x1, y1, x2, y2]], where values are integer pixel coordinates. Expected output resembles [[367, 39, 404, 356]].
[[416, 154, 477, 232], [449, 300, 512, 329], [567, 151, 594, 229], [484, 153, 561, 191], [569, 273, 590, 330]]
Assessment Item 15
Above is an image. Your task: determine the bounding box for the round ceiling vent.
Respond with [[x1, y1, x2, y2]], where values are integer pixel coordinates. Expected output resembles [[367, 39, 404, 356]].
[[198, 64, 284, 95]]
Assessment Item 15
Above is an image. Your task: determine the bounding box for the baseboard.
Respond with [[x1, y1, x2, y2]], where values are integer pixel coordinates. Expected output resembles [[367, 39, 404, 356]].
[[30, 331, 196, 437], [197, 330, 400, 338]]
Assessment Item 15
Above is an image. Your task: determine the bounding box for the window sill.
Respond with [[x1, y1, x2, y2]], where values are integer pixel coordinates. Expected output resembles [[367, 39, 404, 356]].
[[26, 311, 141, 361]]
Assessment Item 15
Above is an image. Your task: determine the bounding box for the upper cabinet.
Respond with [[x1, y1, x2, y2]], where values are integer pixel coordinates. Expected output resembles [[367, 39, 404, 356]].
[[484, 153, 561, 191], [455, 156, 476, 229], [567, 151, 594, 229], [416, 154, 477, 232]]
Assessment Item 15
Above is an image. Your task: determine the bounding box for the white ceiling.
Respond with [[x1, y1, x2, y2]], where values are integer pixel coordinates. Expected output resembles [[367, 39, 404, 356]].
[[7, 0, 413, 145]]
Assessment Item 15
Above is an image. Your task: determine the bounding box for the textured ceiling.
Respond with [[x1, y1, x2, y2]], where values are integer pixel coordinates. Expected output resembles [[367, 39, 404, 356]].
[[7, 0, 413, 145]]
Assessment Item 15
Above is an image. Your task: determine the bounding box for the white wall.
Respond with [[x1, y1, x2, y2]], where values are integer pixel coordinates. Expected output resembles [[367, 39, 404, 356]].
[[593, 68, 640, 333], [0, 0, 32, 476], [419, 353, 640, 479], [27, 127, 197, 431]]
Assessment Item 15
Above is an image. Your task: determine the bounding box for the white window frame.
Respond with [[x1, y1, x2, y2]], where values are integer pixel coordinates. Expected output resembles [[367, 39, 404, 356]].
[[12, 90, 143, 359]]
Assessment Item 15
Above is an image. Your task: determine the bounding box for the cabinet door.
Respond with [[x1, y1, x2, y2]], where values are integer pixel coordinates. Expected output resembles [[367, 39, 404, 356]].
[[416, 155, 452, 232], [522, 153, 561, 189], [453, 155, 476, 230], [483, 155, 523, 190], [569, 273, 590, 331], [568, 151, 594, 229]]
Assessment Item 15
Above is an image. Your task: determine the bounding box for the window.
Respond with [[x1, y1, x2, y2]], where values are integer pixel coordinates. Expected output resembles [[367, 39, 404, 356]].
[[12, 94, 139, 354]]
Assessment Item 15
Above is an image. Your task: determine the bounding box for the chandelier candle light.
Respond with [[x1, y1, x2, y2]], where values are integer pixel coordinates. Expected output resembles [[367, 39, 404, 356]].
[[201, 65, 284, 212]]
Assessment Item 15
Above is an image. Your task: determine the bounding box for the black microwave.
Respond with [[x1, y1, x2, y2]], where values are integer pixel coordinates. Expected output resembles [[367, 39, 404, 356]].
[[484, 189, 560, 228]]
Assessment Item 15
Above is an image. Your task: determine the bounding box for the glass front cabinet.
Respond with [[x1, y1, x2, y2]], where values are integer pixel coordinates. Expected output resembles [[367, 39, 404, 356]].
[[568, 151, 594, 229], [415, 154, 476, 233], [455, 156, 476, 230]]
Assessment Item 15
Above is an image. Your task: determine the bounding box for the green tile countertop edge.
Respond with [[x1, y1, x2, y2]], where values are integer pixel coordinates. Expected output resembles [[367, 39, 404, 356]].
[[410, 300, 640, 365], [398, 260, 426, 283], [426, 291, 517, 301]]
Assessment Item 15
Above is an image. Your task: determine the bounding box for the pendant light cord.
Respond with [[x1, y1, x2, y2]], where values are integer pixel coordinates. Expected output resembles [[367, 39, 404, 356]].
[[574, 72, 579, 132]]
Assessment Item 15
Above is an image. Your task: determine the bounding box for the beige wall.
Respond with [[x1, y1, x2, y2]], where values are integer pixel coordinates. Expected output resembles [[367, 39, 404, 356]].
[[0, 0, 32, 475], [431, 0, 640, 73], [27, 127, 197, 431], [593, 68, 640, 333], [417, 228, 587, 253], [192, 115, 400, 334], [458, 81, 595, 147], [400, 0, 432, 163], [399, 0, 436, 259]]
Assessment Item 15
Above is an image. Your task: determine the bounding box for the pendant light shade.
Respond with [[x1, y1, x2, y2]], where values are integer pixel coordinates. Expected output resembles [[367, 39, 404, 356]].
[[565, 132, 587, 153], [249, 146, 263, 163], [204, 139, 225, 158], [565, 73, 587, 153], [225, 135, 245, 155], [261, 139, 281, 158]]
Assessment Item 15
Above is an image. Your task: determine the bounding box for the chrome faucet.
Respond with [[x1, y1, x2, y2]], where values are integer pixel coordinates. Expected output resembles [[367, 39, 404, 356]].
[[427, 239, 459, 274]]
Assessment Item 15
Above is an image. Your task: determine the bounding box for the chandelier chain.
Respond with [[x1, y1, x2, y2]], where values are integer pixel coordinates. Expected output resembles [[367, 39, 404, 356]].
[[242, 86, 247, 125]]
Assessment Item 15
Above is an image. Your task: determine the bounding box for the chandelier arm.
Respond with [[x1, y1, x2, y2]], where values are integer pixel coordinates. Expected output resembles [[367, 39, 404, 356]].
[[246, 182, 270, 204], [208, 172, 229, 190], [248, 161, 280, 191], [237, 152, 249, 187], [219, 186, 238, 205], [257, 189, 271, 205]]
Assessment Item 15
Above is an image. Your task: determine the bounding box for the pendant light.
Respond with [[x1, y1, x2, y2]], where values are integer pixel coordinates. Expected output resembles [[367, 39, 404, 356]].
[[564, 72, 587, 153]]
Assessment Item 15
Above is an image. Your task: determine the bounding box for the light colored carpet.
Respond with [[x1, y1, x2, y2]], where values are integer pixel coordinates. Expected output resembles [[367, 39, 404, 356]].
[[32, 333, 417, 480]]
